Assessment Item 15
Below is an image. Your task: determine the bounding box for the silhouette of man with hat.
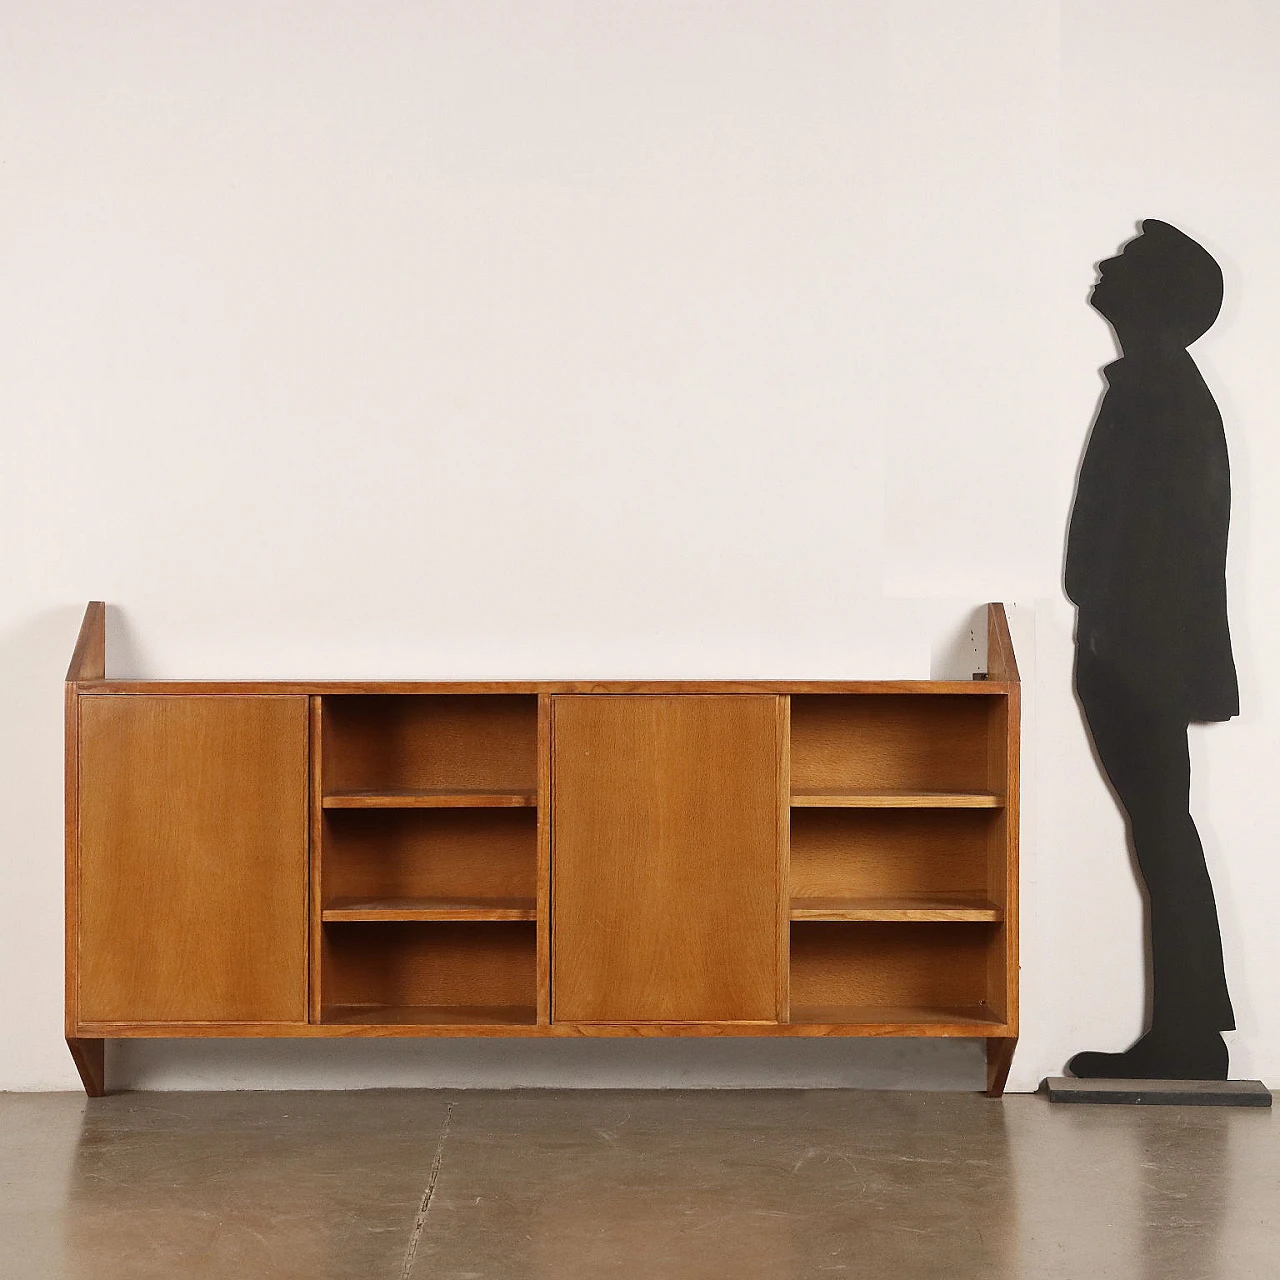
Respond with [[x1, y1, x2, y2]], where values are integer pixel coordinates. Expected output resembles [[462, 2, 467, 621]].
[[1066, 219, 1236, 1080]]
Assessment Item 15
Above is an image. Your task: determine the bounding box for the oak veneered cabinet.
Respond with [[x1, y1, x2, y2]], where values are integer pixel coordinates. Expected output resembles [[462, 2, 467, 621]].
[[64, 602, 1020, 1100], [76, 696, 309, 1025], [551, 695, 784, 1023]]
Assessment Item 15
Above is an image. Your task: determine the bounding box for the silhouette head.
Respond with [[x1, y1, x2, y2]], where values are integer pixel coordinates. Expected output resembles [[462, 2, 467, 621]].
[[1091, 219, 1223, 353]]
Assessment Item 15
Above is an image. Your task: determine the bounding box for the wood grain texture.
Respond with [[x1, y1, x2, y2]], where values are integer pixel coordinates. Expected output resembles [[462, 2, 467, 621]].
[[790, 695, 999, 793], [776, 698, 791, 1023], [321, 808, 537, 903], [66, 602, 106, 682], [982, 603, 1019, 1035], [986, 603, 1020, 682], [85, 679, 1017, 697], [536, 693, 552, 1025], [77, 1018, 1006, 1039], [66, 1038, 105, 1096], [309, 696, 323, 1023], [64, 605, 105, 1041], [789, 1005, 1003, 1030], [322, 789, 535, 808], [1005, 687, 1020, 1032], [552, 695, 783, 1023], [322, 695, 537, 793], [322, 898, 536, 922], [789, 922, 995, 1012], [324, 1004, 538, 1027], [789, 808, 994, 901], [790, 895, 1002, 922], [65, 683, 82, 1036], [986, 1036, 1017, 1097], [791, 788, 1002, 808], [985, 690, 1020, 1030], [77, 696, 310, 1024], [321, 921, 536, 1015], [68, 603, 1019, 1055]]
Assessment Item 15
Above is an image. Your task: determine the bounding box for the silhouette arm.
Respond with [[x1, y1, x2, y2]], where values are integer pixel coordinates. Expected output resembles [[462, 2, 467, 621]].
[[1065, 411, 1121, 610]]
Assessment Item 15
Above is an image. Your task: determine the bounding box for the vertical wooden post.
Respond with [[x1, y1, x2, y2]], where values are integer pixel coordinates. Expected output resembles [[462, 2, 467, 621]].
[[985, 603, 1019, 1098], [536, 694, 553, 1024], [309, 696, 325, 1023], [776, 696, 791, 1025], [986, 602, 1019, 682], [66, 603, 107, 1095]]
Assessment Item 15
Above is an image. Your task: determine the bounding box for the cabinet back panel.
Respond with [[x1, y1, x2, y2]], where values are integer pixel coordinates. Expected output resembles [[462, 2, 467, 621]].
[[790, 922, 992, 1009], [322, 695, 537, 792], [790, 695, 997, 792], [790, 809, 992, 899], [323, 809, 536, 902], [322, 922, 536, 1010]]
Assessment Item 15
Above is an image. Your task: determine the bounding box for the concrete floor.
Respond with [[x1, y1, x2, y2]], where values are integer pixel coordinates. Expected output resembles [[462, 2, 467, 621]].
[[0, 1090, 1274, 1279]]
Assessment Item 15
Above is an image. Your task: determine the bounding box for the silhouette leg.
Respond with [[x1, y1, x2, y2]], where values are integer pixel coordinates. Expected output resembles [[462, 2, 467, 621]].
[[1068, 658, 1232, 1079], [1137, 798, 1233, 1034]]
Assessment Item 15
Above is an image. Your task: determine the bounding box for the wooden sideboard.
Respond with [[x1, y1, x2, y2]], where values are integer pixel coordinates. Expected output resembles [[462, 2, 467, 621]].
[[65, 602, 1019, 1097]]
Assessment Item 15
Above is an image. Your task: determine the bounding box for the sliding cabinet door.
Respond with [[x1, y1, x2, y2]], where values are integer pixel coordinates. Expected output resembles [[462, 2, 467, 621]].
[[76, 696, 309, 1024], [552, 695, 783, 1023]]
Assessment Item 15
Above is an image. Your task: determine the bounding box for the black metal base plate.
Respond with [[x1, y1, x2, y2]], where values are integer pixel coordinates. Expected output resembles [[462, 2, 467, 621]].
[[1042, 1077, 1272, 1107]]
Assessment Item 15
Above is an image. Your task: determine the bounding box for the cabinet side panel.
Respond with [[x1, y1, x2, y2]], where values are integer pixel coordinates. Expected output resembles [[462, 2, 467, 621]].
[[537, 693, 552, 1025], [309, 696, 324, 1023], [78, 696, 310, 1024], [65, 684, 81, 1035], [986, 688, 1020, 1030], [777, 696, 790, 1023], [552, 695, 782, 1023]]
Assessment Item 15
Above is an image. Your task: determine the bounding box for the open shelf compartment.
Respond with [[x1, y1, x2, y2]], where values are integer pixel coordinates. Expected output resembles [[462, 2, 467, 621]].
[[321, 693, 538, 802], [320, 807, 538, 917], [320, 921, 537, 1026], [312, 694, 547, 1026], [790, 692, 1005, 802], [785, 688, 1016, 1033], [789, 807, 1004, 921], [788, 921, 1007, 1028]]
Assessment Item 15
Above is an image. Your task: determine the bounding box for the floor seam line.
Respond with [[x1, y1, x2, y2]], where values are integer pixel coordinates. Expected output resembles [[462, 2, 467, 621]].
[[401, 1101, 454, 1279]]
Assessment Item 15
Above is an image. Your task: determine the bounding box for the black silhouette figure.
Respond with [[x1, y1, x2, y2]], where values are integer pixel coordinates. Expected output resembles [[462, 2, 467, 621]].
[[1066, 219, 1237, 1081]]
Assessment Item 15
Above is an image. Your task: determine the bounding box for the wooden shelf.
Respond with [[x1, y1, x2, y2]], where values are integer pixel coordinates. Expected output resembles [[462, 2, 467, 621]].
[[323, 789, 536, 809], [790, 789, 1002, 809], [790, 895, 1003, 923], [64, 602, 1018, 1097], [322, 897, 536, 922], [323, 1004, 538, 1027], [788, 1004, 1005, 1030]]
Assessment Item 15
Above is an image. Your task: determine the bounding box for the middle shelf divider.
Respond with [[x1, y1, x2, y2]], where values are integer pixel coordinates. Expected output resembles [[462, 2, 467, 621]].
[[322, 897, 538, 923], [789, 894, 1003, 923]]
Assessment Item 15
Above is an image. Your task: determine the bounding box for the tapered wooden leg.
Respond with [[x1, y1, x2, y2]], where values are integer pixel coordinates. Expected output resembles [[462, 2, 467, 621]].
[[985, 1037, 1016, 1098], [67, 1038, 106, 1097]]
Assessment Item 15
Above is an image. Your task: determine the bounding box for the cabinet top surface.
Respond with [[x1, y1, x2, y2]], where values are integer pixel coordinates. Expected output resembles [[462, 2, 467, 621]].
[[72, 678, 1017, 696]]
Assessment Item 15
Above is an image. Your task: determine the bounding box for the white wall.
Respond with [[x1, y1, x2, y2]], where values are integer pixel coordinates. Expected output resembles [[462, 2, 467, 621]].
[[2, 1, 1276, 1093]]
